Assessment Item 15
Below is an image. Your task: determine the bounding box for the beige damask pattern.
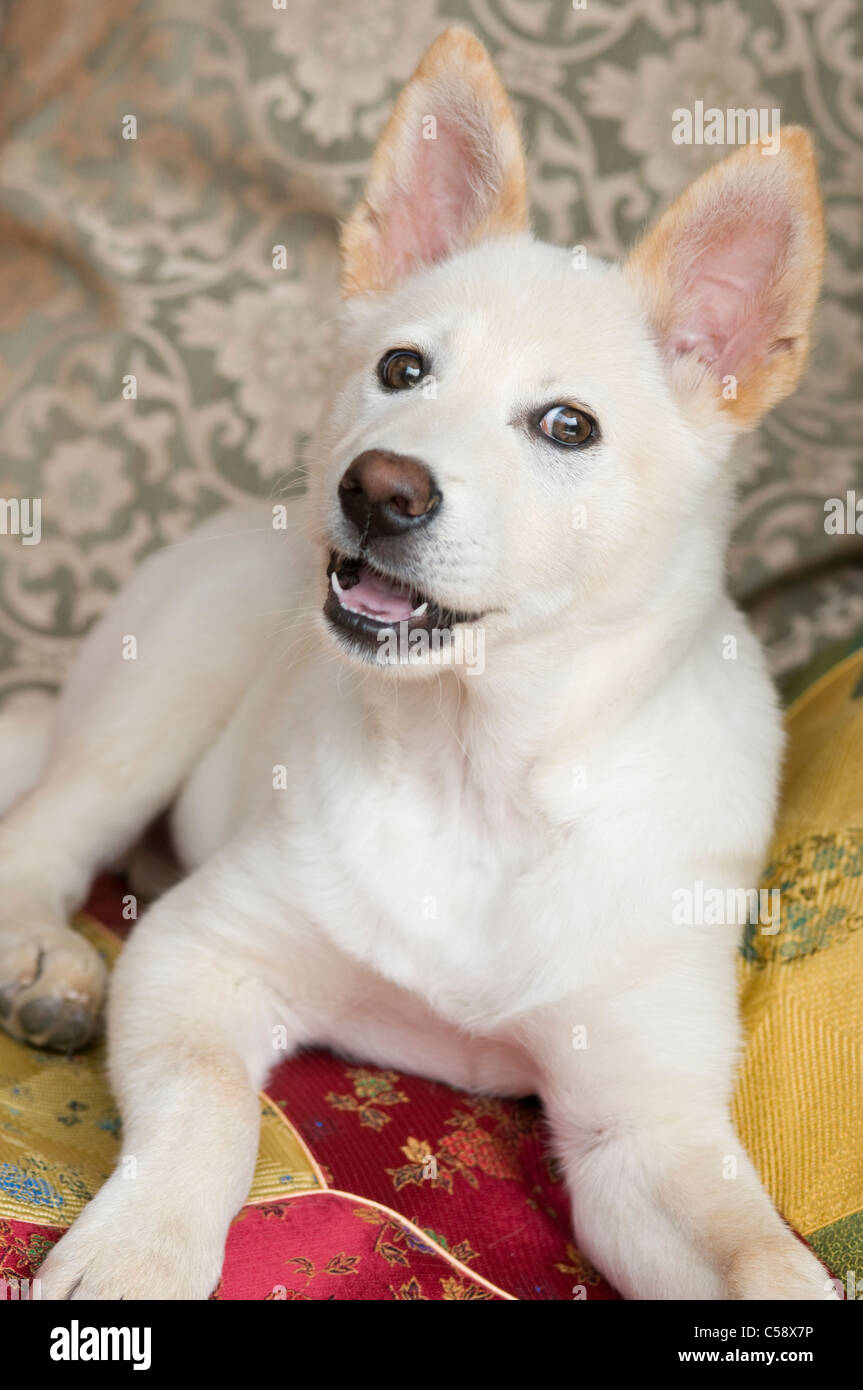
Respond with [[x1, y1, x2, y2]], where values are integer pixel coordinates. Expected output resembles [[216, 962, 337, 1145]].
[[0, 0, 861, 702]]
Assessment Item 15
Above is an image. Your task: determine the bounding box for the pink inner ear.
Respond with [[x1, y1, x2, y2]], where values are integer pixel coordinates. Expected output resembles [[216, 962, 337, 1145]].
[[379, 113, 493, 281], [668, 209, 793, 379]]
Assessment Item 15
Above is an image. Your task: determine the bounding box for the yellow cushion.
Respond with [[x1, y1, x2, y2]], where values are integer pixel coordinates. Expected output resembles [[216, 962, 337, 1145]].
[[733, 644, 863, 1291]]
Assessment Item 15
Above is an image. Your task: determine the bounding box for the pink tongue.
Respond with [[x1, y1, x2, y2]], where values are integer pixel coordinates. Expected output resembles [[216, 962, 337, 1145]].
[[344, 564, 414, 621]]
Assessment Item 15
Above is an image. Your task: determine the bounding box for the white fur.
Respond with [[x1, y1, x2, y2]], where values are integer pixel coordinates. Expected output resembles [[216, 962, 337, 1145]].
[[0, 114, 834, 1302]]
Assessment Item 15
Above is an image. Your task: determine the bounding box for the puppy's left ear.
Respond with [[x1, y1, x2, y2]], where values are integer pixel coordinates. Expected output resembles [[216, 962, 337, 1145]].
[[624, 129, 825, 428], [341, 26, 528, 297]]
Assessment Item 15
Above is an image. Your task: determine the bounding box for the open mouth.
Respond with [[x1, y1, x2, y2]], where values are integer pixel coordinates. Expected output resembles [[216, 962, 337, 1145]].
[[324, 550, 480, 651]]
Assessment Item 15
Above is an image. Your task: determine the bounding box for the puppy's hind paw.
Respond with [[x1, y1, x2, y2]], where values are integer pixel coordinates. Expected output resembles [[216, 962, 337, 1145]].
[[0, 922, 106, 1051]]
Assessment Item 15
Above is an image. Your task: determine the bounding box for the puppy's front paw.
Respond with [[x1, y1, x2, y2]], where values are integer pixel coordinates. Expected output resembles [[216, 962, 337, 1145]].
[[726, 1234, 837, 1300], [0, 920, 106, 1051], [36, 1179, 223, 1300]]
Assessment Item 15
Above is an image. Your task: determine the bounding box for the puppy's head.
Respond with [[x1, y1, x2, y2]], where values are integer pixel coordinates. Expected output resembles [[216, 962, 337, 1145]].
[[309, 27, 824, 674]]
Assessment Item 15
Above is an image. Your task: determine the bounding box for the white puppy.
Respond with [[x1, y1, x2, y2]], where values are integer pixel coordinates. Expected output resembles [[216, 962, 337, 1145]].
[[0, 28, 832, 1299]]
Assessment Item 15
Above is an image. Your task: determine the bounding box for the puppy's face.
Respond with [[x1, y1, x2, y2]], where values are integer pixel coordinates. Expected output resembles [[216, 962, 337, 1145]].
[[312, 243, 708, 659], [308, 28, 823, 675]]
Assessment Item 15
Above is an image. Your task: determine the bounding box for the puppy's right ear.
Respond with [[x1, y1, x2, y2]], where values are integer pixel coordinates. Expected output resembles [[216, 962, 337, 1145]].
[[624, 130, 825, 428], [340, 27, 529, 297]]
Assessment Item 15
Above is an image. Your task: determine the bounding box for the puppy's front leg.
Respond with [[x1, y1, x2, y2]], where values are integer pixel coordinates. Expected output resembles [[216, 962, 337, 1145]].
[[534, 965, 835, 1300], [36, 848, 309, 1300]]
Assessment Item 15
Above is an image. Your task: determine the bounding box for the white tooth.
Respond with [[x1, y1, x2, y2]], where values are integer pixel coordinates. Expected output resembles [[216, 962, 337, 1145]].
[[331, 570, 345, 598], [410, 601, 428, 617]]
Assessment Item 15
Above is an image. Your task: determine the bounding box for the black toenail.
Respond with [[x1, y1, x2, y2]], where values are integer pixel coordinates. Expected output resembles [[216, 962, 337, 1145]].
[[0, 986, 15, 1018], [19, 996, 62, 1034], [49, 1005, 93, 1050]]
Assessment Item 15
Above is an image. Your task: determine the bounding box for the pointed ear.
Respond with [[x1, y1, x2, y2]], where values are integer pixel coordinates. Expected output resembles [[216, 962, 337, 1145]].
[[340, 27, 529, 297], [624, 129, 825, 428]]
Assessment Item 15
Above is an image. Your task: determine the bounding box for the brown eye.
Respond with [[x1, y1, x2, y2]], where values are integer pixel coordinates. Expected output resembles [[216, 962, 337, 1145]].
[[378, 348, 425, 390], [538, 404, 597, 447]]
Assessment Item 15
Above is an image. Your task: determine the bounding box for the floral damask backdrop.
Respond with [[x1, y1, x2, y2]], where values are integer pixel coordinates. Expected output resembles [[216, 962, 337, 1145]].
[[0, 0, 861, 702]]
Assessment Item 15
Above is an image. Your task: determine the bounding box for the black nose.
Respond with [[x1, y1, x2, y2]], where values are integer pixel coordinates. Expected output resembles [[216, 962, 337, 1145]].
[[339, 450, 442, 540]]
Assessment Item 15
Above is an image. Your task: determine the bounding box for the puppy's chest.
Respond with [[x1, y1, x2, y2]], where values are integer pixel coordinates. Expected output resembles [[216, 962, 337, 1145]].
[[286, 760, 553, 1013]]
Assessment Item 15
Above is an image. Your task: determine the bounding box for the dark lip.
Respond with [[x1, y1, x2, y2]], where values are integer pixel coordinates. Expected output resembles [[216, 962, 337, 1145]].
[[324, 549, 482, 652]]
